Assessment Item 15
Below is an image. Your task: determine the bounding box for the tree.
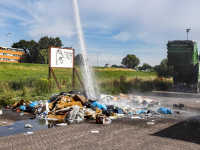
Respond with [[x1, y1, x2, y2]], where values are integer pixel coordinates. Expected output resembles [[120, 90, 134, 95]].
[[111, 64, 118, 68], [105, 63, 109, 67], [37, 36, 63, 64], [27, 40, 38, 63], [121, 54, 140, 69], [38, 36, 63, 50], [155, 58, 173, 77], [38, 49, 49, 64], [12, 36, 63, 64], [138, 63, 152, 71], [12, 40, 38, 63], [12, 40, 29, 53]]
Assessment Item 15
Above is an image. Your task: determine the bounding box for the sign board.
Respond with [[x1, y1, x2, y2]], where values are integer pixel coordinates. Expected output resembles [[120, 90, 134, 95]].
[[49, 47, 74, 68]]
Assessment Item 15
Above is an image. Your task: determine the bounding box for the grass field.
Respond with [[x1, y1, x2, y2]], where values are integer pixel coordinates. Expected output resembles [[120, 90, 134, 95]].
[[0, 62, 172, 106]]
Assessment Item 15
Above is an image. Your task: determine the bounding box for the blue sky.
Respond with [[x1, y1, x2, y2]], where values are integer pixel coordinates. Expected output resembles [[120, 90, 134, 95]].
[[1, 0, 200, 67]]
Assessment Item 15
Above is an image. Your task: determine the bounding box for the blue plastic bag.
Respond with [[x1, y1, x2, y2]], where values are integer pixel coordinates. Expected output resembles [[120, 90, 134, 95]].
[[29, 101, 39, 107], [136, 110, 147, 114], [92, 101, 107, 110], [157, 108, 173, 114], [20, 105, 26, 111]]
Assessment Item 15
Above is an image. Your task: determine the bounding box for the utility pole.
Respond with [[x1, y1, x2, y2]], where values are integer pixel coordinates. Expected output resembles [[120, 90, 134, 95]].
[[186, 29, 190, 40], [6, 33, 11, 62]]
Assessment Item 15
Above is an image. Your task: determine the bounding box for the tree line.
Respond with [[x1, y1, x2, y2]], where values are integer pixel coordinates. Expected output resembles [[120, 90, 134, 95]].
[[75, 53, 172, 77], [12, 36, 63, 63]]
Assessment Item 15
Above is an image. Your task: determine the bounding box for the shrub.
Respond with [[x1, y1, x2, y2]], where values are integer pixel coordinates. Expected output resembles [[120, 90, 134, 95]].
[[35, 78, 49, 95]]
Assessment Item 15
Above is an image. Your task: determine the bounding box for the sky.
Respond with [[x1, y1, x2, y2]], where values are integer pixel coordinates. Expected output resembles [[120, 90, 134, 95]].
[[1, 0, 200, 67]]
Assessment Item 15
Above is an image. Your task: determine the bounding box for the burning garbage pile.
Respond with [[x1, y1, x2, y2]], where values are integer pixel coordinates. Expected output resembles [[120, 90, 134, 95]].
[[10, 92, 183, 126]]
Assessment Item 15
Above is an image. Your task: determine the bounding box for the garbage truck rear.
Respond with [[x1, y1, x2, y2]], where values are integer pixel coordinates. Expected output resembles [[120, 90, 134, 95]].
[[167, 40, 200, 93]]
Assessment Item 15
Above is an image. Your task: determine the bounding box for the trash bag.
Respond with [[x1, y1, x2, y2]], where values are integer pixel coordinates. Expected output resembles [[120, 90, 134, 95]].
[[102, 109, 114, 116], [113, 108, 123, 114], [20, 105, 26, 111], [29, 101, 39, 107], [84, 101, 93, 108], [92, 101, 107, 110], [25, 106, 36, 113], [107, 105, 115, 110], [157, 108, 173, 114]]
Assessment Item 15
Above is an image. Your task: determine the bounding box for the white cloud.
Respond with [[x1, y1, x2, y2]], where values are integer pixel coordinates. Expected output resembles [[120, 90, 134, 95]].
[[113, 31, 131, 42], [2, 0, 200, 66]]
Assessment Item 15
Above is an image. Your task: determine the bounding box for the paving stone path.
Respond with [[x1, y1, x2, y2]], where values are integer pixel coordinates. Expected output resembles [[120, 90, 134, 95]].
[[0, 94, 200, 150]]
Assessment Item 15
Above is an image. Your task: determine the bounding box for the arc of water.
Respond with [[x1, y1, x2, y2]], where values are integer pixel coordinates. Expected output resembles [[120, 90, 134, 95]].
[[73, 0, 97, 99]]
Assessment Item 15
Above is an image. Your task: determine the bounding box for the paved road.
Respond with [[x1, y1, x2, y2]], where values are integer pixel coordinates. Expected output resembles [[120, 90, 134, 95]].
[[0, 93, 200, 150]]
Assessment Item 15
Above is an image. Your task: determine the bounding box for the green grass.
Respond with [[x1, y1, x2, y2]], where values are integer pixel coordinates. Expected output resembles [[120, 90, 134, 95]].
[[0, 62, 170, 106]]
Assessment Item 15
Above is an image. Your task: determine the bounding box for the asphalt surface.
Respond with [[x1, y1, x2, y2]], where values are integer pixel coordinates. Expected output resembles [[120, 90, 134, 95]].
[[0, 93, 200, 150]]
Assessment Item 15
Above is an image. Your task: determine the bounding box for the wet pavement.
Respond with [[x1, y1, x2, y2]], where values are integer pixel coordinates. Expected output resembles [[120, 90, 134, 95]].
[[0, 117, 48, 137], [0, 93, 200, 149]]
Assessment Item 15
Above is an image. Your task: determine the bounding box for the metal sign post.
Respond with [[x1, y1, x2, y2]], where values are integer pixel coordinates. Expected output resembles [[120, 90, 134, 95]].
[[49, 46, 74, 91], [49, 46, 85, 92]]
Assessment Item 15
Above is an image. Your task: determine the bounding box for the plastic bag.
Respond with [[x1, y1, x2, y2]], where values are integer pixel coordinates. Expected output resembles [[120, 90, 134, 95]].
[[29, 101, 39, 107], [157, 108, 173, 114], [92, 101, 107, 110], [20, 105, 26, 111]]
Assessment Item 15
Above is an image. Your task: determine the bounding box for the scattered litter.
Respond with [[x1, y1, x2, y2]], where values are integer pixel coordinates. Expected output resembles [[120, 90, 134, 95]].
[[8, 127, 13, 129], [191, 106, 195, 107], [139, 118, 146, 119], [196, 101, 200, 102], [24, 132, 34, 135], [173, 104, 186, 110], [157, 108, 173, 114], [104, 117, 112, 124], [116, 113, 124, 117], [175, 111, 181, 114], [109, 116, 117, 119], [2, 122, 7, 124], [184, 124, 187, 126], [20, 112, 25, 116], [131, 116, 140, 119], [136, 110, 147, 114], [56, 123, 68, 126], [91, 131, 99, 133], [24, 124, 33, 128], [0, 110, 2, 114], [147, 122, 155, 124]]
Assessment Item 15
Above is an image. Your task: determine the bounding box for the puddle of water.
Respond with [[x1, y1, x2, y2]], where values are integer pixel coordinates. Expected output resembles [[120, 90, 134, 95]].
[[0, 117, 49, 137]]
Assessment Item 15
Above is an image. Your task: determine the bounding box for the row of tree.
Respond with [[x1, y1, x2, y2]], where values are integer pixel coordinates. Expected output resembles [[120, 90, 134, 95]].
[[12, 36, 63, 63]]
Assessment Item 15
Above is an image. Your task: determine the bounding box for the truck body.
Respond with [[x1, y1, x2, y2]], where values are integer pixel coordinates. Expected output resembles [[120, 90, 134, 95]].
[[167, 40, 200, 93]]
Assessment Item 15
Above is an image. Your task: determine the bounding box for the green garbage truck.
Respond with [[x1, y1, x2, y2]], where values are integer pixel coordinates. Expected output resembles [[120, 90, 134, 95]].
[[167, 40, 200, 93]]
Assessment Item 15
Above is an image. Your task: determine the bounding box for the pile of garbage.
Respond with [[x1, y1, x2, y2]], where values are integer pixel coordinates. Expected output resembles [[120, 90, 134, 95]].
[[11, 92, 178, 125], [12, 92, 114, 124]]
